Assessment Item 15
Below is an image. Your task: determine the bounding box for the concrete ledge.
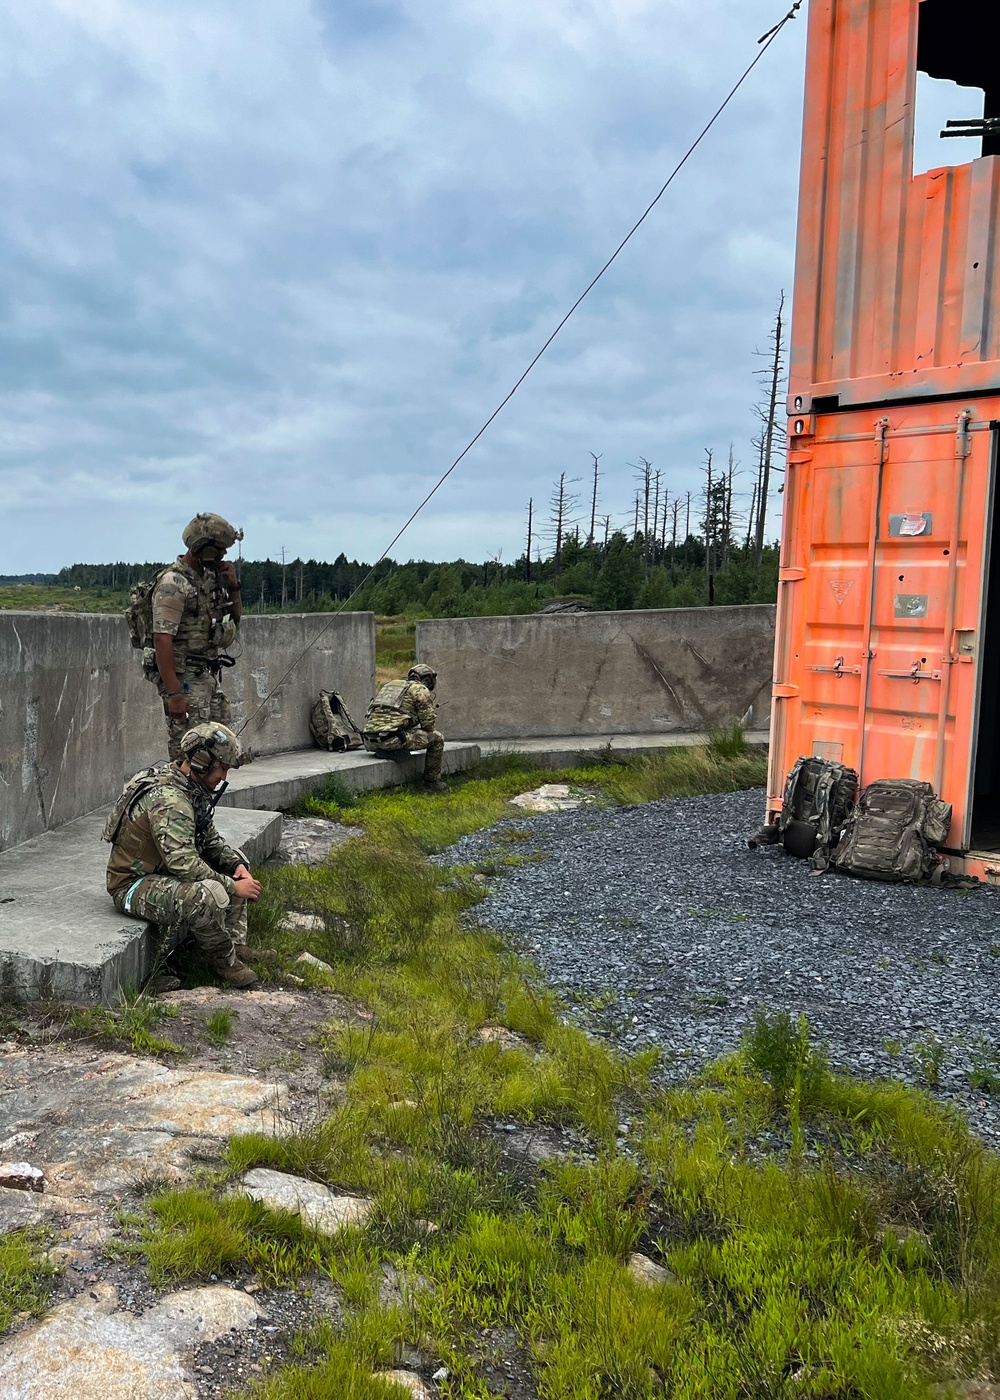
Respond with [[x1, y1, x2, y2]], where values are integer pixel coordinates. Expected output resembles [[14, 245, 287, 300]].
[[0, 807, 282, 1006], [478, 732, 770, 769], [220, 742, 483, 812]]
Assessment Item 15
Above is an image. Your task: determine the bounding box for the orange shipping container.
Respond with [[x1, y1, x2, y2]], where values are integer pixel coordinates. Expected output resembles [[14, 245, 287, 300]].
[[769, 0, 1000, 878]]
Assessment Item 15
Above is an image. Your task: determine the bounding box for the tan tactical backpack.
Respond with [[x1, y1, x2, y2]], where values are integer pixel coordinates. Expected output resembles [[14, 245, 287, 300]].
[[832, 778, 952, 883], [309, 691, 363, 752]]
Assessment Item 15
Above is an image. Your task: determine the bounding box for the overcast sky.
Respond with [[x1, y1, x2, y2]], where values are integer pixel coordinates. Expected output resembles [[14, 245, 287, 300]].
[[0, 0, 808, 573]]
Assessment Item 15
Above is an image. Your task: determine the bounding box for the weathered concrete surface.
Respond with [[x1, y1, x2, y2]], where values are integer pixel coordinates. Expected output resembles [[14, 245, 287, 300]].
[[0, 614, 130, 854], [478, 731, 769, 769], [220, 741, 482, 812], [125, 612, 376, 773], [417, 606, 777, 740], [1, 610, 376, 855], [0, 807, 281, 1004]]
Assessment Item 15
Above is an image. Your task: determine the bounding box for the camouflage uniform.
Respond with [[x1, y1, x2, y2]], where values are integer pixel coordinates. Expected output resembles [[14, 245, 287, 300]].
[[105, 762, 247, 964], [362, 678, 445, 782], [150, 558, 237, 761]]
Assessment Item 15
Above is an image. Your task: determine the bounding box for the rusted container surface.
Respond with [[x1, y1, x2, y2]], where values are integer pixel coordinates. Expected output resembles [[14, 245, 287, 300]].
[[771, 0, 1000, 876], [789, 0, 1000, 414]]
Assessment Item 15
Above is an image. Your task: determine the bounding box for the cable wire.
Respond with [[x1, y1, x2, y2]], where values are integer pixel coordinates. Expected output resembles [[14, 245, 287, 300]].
[[237, 1, 802, 739]]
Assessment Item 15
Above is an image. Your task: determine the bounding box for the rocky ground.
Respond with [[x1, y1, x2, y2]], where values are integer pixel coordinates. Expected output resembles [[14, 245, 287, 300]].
[[446, 786, 1000, 1146]]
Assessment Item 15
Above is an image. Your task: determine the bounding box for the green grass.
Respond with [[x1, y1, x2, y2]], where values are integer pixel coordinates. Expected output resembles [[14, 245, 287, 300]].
[[122, 793, 1000, 1400], [291, 731, 768, 856], [69, 987, 183, 1055], [0, 1229, 57, 1334], [205, 1007, 235, 1046], [0, 583, 128, 613]]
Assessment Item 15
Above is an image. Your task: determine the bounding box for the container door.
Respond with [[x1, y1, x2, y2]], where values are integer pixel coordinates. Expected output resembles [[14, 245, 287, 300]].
[[862, 409, 991, 846], [770, 405, 994, 849]]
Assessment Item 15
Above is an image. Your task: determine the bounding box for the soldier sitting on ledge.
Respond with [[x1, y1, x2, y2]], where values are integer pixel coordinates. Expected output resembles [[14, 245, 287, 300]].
[[362, 663, 447, 792], [103, 723, 274, 989]]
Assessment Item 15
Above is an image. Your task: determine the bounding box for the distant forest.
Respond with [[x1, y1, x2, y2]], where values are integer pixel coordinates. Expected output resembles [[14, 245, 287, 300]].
[[52, 533, 779, 619]]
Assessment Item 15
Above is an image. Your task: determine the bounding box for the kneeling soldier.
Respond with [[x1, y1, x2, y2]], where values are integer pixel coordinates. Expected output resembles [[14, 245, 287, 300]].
[[362, 663, 446, 792], [104, 722, 272, 988]]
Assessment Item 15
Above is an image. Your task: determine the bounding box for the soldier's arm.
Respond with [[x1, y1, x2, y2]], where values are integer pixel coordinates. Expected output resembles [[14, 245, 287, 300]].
[[152, 573, 195, 701], [410, 683, 437, 731], [199, 823, 243, 877], [144, 792, 239, 896]]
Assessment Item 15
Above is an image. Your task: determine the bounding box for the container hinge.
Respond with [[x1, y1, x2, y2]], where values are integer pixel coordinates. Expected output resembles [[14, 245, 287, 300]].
[[772, 683, 800, 698], [779, 567, 806, 582], [874, 417, 890, 465], [955, 408, 973, 459]]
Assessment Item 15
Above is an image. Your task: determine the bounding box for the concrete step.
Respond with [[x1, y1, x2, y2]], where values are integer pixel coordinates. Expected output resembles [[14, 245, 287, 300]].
[[477, 731, 770, 769], [221, 741, 482, 812], [0, 807, 282, 1006]]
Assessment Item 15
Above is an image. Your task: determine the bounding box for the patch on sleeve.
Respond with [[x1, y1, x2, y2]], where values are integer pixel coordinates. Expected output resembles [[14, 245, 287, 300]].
[[152, 570, 197, 635]]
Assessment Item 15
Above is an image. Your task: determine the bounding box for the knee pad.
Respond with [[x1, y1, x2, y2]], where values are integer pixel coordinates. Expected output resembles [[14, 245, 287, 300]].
[[188, 879, 231, 930]]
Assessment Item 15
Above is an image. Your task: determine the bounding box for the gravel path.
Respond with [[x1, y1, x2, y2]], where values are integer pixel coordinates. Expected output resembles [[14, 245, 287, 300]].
[[444, 789, 1000, 1146]]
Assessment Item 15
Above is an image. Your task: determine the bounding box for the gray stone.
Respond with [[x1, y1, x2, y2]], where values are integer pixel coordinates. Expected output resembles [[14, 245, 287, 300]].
[[378, 1371, 433, 1399], [0, 1281, 261, 1399], [297, 952, 334, 974], [286, 913, 325, 933], [626, 1253, 676, 1288], [238, 1167, 372, 1235], [509, 784, 585, 814], [0, 1162, 45, 1193]]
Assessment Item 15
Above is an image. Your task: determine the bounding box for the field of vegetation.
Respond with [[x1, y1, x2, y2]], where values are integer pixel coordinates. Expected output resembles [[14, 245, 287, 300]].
[[62, 739, 1000, 1399]]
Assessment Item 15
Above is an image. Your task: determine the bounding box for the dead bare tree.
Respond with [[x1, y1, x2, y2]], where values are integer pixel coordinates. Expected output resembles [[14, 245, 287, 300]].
[[548, 473, 579, 575], [588, 454, 602, 545], [525, 498, 533, 582], [753, 291, 787, 571]]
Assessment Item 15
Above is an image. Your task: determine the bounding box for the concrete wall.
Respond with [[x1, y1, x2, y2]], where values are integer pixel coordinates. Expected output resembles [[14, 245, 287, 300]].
[[124, 613, 376, 773], [417, 605, 777, 740], [1, 611, 376, 854]]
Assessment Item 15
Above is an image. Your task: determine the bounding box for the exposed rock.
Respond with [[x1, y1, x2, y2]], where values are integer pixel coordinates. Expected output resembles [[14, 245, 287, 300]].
[[0, 1048, 286, 1227], [377, 1370, 433, 1399], [627, 1252, 676, 1288], [0, 1162, 45, 1193], [477, 1025, 531, 1053], [0, 1282, 261, 1399], [508, 784, 586, 814], [284, 911, 325, 932], [272, 818, 361, 867], [238, 1168, 372, 1235], [297, 952, 335, 975]]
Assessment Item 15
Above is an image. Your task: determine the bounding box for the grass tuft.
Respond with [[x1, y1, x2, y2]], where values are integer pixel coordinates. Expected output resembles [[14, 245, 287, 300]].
[[205, 1007, 235, 1046], [69, 987, 182, 1055], [0, 1228, 57, 1334]]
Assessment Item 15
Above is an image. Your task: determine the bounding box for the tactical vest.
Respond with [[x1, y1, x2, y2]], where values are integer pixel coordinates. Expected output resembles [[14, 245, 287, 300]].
[[104, 763, 217, 894], [364, 679, 416, 737], [168, 559, 233, 670]]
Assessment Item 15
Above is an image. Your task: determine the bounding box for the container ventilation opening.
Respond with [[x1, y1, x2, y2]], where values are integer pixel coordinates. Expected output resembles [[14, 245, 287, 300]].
[[914, 0, 998, 176]]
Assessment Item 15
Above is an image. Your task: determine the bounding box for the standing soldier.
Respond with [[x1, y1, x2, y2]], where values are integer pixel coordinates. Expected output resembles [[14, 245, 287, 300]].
[[149, 513, 244, 761], [104, 722, 273, 988], [362, 663, 447, 791]]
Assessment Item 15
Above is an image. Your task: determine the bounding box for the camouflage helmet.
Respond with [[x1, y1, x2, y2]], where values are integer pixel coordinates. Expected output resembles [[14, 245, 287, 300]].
[[179, 722, 244, 774], [182, 513, 243, 557], [407, 663, 437, 687]]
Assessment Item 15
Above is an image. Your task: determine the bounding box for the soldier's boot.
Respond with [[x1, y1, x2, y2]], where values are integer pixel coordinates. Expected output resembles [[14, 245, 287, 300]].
[[234, 944, 278, 964], [210, 956, 259, 989]]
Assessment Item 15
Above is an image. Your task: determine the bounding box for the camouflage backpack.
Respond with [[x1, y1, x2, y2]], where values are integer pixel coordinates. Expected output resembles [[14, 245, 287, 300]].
[[309, 691, 362, 753], [124, 569, 169, 650], [102, 764, 171, 844], [832, 778, 952, 883], [750, 755, 859, 869]]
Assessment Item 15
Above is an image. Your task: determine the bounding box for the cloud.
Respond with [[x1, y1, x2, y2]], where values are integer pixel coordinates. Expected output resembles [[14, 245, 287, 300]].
[[0, 0, 807, 572]]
